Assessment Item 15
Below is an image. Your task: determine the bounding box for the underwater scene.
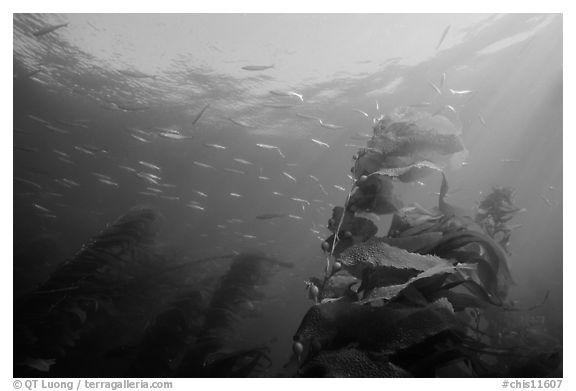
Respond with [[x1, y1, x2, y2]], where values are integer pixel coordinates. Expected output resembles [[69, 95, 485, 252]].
[[13, 13, 562, 378]]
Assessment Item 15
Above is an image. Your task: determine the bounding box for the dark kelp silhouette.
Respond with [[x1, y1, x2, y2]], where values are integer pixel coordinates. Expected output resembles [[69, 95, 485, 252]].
[[176, 252, 291, 377], [294, 110, 561, 377], [14, 206, 162, 376]]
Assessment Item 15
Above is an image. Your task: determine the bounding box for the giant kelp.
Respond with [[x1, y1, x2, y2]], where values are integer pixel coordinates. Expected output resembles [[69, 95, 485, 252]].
[[294, 109, 560, 377], [14, 206, 163, 376], [177, 252, 291, 377]]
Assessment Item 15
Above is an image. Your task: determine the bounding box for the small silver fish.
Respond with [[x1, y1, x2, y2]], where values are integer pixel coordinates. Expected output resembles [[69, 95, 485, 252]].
[[256, 143, 285, 158], [224, 168, 246, 175], [290, 198, 311, 206], [308, 175, 319, 182], [204, 143, 226, 150], [234, 158, 253, 165], [333, 185, 346, 192], [270, 90, 304, 101], [282, 172, 297, 182], [429, 81, 442, 95], [194, 190, 208, 198], [98, 178, 119, 187], [119, 165, 137, 173], [352, 109, 369, 117], [93, 173, 112, 180], [74, 146, 95, 155], [130, 134, 150, 143], [311, 138, 330, 148], [228, 118, 256, 128], [139, 161, 162, 171], [61, 178, 80, 187], [449, 88, 473, 95], [33, 203, 51, 213], [158, 132, 193, 140], [318, 119, 343, 129], [541, 194, 553, 207], [193, 161, 215, 169], [230, 193, 243, 198], [187, 204, 205, 211]]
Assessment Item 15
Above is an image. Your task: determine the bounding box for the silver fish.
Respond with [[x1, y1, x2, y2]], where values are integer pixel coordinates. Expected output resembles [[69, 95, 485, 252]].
[[228, 117, 256, 128], [282, 172, 297, 182], [139, 161, 162, 171], [230, 192, 243, 198], [187, 204, 205, 211], [449, 88, 473, 95], [33, 203, 52, 213], [93, 173, 112, 180], [130, 134, 150, 143], [333, 185, 346, 192], [234, 158, 253, 165], [224, 168, 246, 175], [352, 109, 369, 117], [193, 161, 215, 169], [270, 90, 303, 101], [158, 132, 193, 140], [98, 178, 119, 187], [256, 143, 285, 158], [318, 119, 343, 129], [291, 198, 311, 206], [204, 143, 226, 150], [311, 138, 330, 148], [429, 81, 442, 95], [50, 150, 68, 158]]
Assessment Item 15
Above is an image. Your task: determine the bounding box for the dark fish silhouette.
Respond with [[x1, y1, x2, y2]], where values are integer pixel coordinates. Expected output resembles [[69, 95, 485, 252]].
[[192, 103, 210, 126], [33, 23, 68, 37], [436, 25, 451, 50], [256, 213, 288, 220], [241, 65, 274, 71]]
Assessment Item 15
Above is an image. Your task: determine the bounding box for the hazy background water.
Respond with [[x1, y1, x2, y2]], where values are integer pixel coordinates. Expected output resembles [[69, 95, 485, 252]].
[[13, 13, 562, 374]]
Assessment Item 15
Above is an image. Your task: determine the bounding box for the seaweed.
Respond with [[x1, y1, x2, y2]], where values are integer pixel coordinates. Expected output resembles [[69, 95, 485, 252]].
[[177, 252, 289, 377], [14, 206, 162, 376], [289, 109, 561, 377]]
